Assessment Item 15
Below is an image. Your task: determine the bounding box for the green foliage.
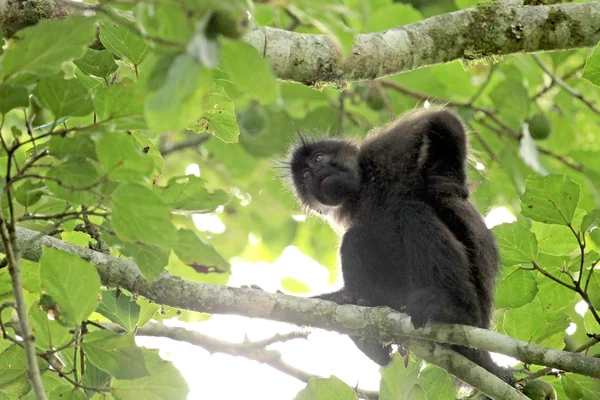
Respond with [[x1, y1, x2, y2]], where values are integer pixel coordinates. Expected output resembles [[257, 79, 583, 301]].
[[0, 0, 599, 399], [294, 376, 358, 400]]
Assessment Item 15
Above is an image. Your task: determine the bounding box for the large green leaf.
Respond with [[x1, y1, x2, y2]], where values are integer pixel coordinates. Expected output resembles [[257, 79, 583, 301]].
[[96, 290, 141, 332], [188, 85, 239, 143], [380, 355, 423, 400], [294, 376, 358, 400], [173, 229, 230, 274], [110, 183, 177, 249], [364, 4, 422, 32], [28, 304, 71, 351], [503, 300, 570, 349], [0, 85, 29, 115], [46, 158, 101, 205], [145, 54, 213, 132], [99, 16, 148, 66], [520, 174, 580, 226], [74, 48, 118, 80], [416, 365, 455, 400], [492, 223, 538, 266], [94, 131, 154, 182], [34, 75, 94, 119], [93, 80, 147, 130], [111, 349, 188, 400], [220, 38, 280, 104], [583, 42, 600, 87], [0, 344, 48, 396], [495, 267, 538, 309], [82, 330, 148, 380], [562, 374, 600, 400], [121, 242, 170, 283], [40, 247, 102, 326], [154, 175, 229, 214], [0, 15, 96, 79]]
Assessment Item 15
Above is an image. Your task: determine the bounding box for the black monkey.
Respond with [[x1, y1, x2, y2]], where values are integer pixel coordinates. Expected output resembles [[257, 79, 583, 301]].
[[287, 108, 512, 384]]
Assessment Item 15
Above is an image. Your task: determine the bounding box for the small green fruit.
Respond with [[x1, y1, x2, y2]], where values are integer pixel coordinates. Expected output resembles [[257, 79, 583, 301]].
[[239, 106, 267, 136], [522, 380, 557, 400], [528, 113, 552, 140]]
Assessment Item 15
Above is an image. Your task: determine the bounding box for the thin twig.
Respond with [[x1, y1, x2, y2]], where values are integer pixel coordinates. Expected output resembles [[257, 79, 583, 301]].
[[160, 135, 211, 156], [532, 55, 600, 115]]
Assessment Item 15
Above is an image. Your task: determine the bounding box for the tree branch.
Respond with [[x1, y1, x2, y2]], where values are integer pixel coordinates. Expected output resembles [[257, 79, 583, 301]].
[[242, 2, 600, 85], [3, 227, 600, 383]]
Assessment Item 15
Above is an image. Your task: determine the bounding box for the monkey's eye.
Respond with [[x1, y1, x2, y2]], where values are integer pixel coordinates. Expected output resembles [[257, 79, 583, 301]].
[[314, 154, 324, 162], [302, 169, 309, 178]]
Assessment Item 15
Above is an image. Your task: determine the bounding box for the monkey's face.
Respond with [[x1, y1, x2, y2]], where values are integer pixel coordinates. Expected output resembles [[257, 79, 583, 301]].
[[289, 139, 360, 209]]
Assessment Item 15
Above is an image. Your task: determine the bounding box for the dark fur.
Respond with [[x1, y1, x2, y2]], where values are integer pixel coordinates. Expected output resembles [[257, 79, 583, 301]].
[[288, 109, 512, 384]]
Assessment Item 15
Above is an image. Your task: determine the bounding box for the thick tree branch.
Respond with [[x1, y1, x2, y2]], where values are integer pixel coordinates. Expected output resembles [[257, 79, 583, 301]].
[[2, 2, 600, 85], [242, 3, 600, 85], [3, 227, 600, 382]]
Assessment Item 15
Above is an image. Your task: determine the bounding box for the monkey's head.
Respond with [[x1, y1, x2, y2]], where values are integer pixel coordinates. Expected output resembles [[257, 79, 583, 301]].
[[288, 139, 360, 211]]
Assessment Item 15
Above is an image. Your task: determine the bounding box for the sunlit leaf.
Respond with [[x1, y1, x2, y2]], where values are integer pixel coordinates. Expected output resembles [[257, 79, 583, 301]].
[[112, 349, 188, 400], [40, 247, 102, 326], [492, 223, 538, 266], [503, 300, 570, 349], [294, 376, 358, 400], [173, 229, 230, 274], [74, 48, 118, 80], [96, 290, 141, 332], [34, 75, 94, 119], [110, 183, 177, 249], [188, 85, 239, 143], [100, 16, 148, 66], [1, 15, 96, 79], [83, 330, 148, 380], [520, 174, 580, 226], [583, 43, 600, 87], [495, 267, 538, 309]]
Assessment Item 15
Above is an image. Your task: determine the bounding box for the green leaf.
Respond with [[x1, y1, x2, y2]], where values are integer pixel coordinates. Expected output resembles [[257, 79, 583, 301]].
[[586, 269, 600, 311], [531, 222, 580, 256], [562, 374, 600, 400], [583, 43, 600, 87], [0, 15, 96, 79], [145, 54, 213, 132], [495, 267, 538, 309], [34, 76, 94, 119], [136, 297, 160, 328], [121, 243, 169, 283], [110, 183, 177, 249], [0, 345, 41, 396], [46, 158, 101, 205], [294, 376, 358, 400], [492, 223, 538, 266], [520, 174, 580, 226], [188, 85, 239, 143], [96, 290, 141, 332], [490, 78, 529, 130], [220, 38, 280, 104], [173, 229, 230, 274], [380, 354, 422, 400], [155, 176, 229, 214], [93, 80, 147, 130], [111, 348, 188, 400], [503, 300, 570, 349], [536, 277, 577, 312], [40, 247, 102, 326], [81, 359, 111, 391], [287, 3, 355, 57], [49, 130, 97, 160], [29, 304, 71, 351], [582, 209, 600, 234], [136, 1, 194, 43], [455, 0, 479, 9], [364, 4, 422, 32], [417, 365, 455, 400], [14, 181, 45, 207], [48, 387, 87, 400], [0, 85, 29, 115], [94, 131, 154, 182], [132, 132, 164, 179], [83, 330, 148, 380], [280, 277, 311, 294], [100, 16, 148, 66], [74, 49, 118, 80]]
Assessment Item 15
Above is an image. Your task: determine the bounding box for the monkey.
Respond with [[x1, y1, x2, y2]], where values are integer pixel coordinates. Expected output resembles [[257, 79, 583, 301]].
[[286, 108, 514, 386]]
